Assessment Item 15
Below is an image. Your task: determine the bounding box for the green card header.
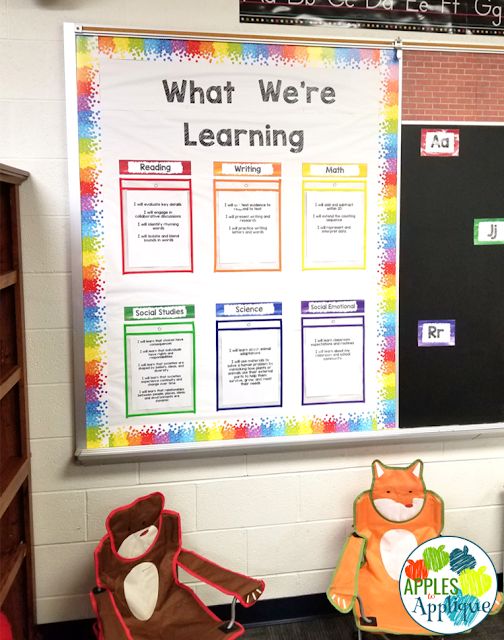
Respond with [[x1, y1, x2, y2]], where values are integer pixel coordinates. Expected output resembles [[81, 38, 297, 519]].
[[124, 305, 195, 320]]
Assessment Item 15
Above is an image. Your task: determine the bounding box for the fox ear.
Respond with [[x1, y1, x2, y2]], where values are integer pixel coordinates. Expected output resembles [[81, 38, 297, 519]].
[[372, 460, 386, 478], [409, 460, 423, 478]]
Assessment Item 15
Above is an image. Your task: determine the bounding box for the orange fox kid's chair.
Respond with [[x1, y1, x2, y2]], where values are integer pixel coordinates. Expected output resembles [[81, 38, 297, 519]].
[[327, 460, 502, 639]]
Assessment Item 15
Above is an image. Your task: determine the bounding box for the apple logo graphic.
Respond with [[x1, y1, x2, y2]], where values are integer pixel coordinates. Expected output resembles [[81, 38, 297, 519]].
[[450, 545, 476, 574], [443, 590, 480, 627], [459, 566, 493, 597], [423, 544, 450, 572]]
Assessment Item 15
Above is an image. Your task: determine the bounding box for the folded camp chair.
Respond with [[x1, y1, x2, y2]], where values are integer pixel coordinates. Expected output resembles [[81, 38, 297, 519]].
[[91, 492, 264, 640], [327, 460, 502, 639]]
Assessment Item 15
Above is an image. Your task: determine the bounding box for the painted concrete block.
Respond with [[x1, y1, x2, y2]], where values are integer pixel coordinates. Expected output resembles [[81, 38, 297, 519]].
[[31, 437, 138, 492], [34, 542, 97, 598], [140, 455, 246, 484], [197, 476, 298, 530], [247, 519, 351, 576], [32, 491, 86, 545], [24, 274, 71, 329], [28, 383, 73, 439]]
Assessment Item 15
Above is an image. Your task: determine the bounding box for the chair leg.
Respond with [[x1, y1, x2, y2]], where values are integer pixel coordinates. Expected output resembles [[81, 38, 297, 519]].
[[355, 596, 374, 625], [355, 595, 378, 640], [225, 597, 237, 631]]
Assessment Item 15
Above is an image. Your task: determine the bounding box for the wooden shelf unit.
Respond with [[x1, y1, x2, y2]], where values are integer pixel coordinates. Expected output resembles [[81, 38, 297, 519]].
[[0, 163, 34, 639]]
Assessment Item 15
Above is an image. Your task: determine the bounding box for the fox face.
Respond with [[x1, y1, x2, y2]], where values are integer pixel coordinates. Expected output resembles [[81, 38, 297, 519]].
[[371, 460, 425, 522]]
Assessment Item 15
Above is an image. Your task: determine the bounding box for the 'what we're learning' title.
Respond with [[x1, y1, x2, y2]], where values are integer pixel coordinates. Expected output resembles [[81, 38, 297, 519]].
[[162, 78, 338, 154]]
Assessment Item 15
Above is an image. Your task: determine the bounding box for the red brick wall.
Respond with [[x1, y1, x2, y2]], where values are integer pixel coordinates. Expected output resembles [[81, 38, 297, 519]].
[[402, 50, 504, 121]]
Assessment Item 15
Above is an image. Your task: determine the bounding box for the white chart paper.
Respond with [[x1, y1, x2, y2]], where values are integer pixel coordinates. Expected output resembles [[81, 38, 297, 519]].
[[217, 321, 282, 410]]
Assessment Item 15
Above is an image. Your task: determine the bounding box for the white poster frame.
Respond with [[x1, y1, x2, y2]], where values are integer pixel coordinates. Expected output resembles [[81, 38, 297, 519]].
[[64, 24, 412, 461]]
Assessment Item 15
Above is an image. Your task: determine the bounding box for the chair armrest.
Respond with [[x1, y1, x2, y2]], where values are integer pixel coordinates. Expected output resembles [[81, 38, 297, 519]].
[[177, 549, 264, 607]]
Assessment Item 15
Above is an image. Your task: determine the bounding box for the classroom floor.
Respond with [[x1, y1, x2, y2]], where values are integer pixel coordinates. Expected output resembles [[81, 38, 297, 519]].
[[246, 614, 504, 639], [37, 612, 504, 640]]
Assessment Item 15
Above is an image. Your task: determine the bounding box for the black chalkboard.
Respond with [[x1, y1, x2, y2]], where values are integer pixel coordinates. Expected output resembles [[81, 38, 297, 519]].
[[399, 125, 504, 428]]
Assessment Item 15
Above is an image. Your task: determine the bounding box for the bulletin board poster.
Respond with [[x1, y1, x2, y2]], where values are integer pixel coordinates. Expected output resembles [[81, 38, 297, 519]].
[[70, 32, 399, 450]]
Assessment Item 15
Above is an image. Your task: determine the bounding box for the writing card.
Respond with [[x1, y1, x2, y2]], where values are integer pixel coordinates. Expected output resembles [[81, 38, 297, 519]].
[[214, 180, 281, 271]]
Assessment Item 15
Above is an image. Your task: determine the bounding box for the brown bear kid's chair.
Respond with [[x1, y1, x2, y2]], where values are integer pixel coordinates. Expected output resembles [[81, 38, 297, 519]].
[[91, 492, 264, 640]]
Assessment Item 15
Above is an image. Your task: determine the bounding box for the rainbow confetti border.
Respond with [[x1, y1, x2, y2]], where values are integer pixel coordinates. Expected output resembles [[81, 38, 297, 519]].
[[75, 36, 398, 448]]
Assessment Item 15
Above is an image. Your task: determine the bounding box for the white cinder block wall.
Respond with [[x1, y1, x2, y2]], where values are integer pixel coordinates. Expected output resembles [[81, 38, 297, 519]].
[[1, 0, 503, 625]]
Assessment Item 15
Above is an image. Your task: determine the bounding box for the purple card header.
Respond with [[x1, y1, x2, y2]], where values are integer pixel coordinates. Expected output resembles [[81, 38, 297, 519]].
[[301, 300, 365, 315]]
